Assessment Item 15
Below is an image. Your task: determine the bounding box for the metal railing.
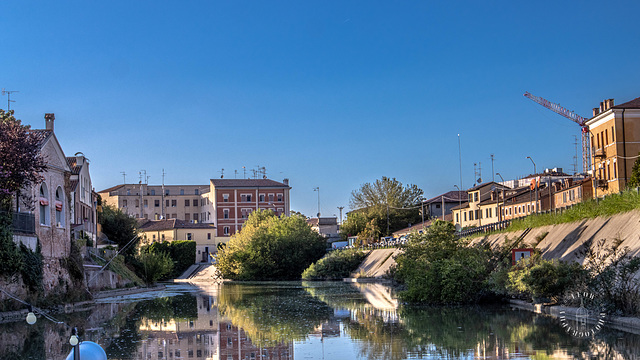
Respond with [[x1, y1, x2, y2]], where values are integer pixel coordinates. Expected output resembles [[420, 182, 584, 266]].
[[456, 219, 511, 238], [0, 211, 36, 234]]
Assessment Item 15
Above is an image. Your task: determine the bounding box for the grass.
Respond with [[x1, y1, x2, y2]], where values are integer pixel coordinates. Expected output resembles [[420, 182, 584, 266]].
[[505, 188, 640, 232], [93, 255, 144, 287]]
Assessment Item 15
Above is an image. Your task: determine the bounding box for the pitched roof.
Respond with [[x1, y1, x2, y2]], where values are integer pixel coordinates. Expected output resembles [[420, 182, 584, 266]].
[[68, 179, 78, 192], [27, 129, 53, 149], [423, 191, 466, 205], [613, 96, 640, 109], [98, 184, 126, 193], [210, 178, 289, 188], [138, 219, 216, 231], [66, 157, 82, 174]]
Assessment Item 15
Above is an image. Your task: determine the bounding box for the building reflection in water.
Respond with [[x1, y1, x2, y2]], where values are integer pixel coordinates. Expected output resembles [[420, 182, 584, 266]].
[[134, 292, 293, 360]]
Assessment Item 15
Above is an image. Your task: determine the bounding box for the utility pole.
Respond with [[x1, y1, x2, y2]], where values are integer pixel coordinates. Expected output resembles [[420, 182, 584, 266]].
[[491, 154, 495, 182]]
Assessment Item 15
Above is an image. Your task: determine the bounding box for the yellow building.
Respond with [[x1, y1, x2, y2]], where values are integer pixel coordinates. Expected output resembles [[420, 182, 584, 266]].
[[138, 219, 225, 263], [587, 96, 640, 196]]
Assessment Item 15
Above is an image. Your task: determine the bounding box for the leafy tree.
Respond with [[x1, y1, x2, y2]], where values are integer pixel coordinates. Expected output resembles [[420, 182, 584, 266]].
[[393, 220, 492, 304], [348, 177, 423, 236], [0, 109, 46, 211], [302, 249, 366, 280], [216, 210, 326, 280], [100, 204, 139, 257], [339, 211, 368, 240], [357, 219, 380, 246], [628, 152, 640, 188]]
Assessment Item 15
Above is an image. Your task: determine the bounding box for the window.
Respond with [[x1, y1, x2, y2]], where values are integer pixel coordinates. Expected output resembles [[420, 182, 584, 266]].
[[605, 129, 608, 145], [456, 213, 459, 222], [241, 209, 247, 219], [127, 189, 131, 196], [166, 199, 170, 207], [123, 199, 128, 207], [151, 189, 155, 195], [193, 199, 198, 206], [180, 189, 185, 195], [155, 200, 160, 207], [195, 189, 199, 195], [247, 194, 252, 202], [165, 189, 170, 195], [611, 126, 615, 142], [259, 194, 265, 202], [435, 204, 441, 209], [187, 233, 192, 240], [223, 194, 229, 202], [185, 213, 190, 221], [171, 200, 177, 207], [135, 199, 140, 207], [223, 209, 229, 219], [144, 199, 148, 208], [207, 233, 211, 240], [55, 186, 64, 226], [464, 212, 467, 221], [152, 234, 156, 241], [185, 199, 190, 207], [277, 193, 283, 202], [193, 213, 198, 222], [474, 192, 479, 202], [162, 234, 165, 241], [223, 226, 230, 235], [269, 194, 274, 202]]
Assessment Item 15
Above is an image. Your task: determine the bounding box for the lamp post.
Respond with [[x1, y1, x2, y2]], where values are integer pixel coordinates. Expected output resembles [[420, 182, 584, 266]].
[[527, 156, 538, 213], [453, 185, 462, 226], [496, 173, 505, 222], [313, 187, 320, 217]]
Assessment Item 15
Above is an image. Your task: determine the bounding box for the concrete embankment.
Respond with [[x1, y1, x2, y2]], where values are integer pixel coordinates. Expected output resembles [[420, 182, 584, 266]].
[[352, 210, 640, 280]]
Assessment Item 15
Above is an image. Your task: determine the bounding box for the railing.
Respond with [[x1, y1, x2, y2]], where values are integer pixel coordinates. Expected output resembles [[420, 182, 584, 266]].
[[456, 219, 511, 238], [0, 211, 36, 234]]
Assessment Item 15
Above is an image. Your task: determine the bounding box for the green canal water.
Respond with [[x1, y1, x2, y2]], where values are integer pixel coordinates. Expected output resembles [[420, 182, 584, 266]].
[[1, 281, 639, 359]]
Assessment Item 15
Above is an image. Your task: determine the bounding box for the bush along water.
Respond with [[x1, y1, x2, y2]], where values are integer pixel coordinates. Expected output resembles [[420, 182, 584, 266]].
[[391, 220, 640, 316], [302, 249, 367, 280]]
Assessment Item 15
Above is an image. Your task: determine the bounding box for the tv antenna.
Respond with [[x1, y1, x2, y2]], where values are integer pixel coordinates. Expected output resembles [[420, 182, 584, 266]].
[[121, 171, 126, 184], [2, 89, 19, 111]]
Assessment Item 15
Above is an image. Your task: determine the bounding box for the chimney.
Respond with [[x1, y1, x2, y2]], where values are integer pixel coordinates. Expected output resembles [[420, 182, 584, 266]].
[[283, 178, 289, 186], [593, 107, 599, 117], [607, 99, 615, 109], [44, 113, 55, 131], [599, 101, 605, 113]]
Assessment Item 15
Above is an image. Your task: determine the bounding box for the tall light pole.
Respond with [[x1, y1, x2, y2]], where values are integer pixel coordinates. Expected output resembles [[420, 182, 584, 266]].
[[337, 206, 344, 225], [496, 173, 505, 222], [313, 187, 320, 217], [527, 156, 538, 213], [453, 185, 462, 226]]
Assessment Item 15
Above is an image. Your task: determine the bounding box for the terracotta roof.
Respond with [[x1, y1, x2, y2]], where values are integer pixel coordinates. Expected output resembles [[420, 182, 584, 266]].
[[138, 219, 216, 231], [612, 96, 640, 109], [423, 191, 466, 205], [68, 179, 78, 191], [98, 184, 126, 193], [468, 181, 502, 191], [27, 129, 52, 149], [66, 157, 82, 174], [210, 179, 289, 188]]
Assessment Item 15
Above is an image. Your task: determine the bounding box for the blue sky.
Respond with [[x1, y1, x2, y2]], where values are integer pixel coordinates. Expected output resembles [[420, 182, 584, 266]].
[[2, 1, 640, 218]]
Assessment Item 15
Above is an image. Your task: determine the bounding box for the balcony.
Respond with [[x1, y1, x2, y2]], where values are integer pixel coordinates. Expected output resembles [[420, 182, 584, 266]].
[[596, 179, 608, 189], [0, 211, 36, 234], [593, 147, 606, 159]]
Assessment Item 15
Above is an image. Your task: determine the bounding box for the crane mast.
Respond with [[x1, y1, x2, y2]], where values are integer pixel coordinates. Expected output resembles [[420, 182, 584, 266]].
[[524, 92, 591, 173]]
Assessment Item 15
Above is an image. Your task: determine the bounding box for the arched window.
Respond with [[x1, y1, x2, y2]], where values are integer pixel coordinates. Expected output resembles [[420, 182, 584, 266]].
[[39, 183, 50, 226], [55, 186, 65, 227]]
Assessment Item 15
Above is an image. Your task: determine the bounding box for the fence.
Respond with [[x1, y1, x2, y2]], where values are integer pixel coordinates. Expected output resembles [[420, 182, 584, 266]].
[[456, 219, 511, 238], [0, 211, 36, 234]]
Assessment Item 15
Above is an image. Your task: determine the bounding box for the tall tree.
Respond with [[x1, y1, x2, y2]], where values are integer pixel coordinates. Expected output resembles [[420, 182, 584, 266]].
[[348, 177, 423, 236], [0, 110, 46, 211], [100, 205, 139, 256], [628, 153, 640, 188]]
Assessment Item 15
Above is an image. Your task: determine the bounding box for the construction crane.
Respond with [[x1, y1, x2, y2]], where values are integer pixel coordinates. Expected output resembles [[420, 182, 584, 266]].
[[523, 92, 591, 173]]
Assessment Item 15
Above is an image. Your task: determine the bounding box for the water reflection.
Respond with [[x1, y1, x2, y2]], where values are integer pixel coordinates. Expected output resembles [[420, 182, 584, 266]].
[[2, 282, 640, 359]]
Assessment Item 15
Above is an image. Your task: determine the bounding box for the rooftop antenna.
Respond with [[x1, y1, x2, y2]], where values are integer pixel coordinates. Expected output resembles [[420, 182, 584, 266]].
[[220, 168, 224, 179], [234, 170, 238, 179], [490, 154, 495, 182], [242, 166, 246, 179], [121, 171, 126, 184], [2, 89, 18, 111]]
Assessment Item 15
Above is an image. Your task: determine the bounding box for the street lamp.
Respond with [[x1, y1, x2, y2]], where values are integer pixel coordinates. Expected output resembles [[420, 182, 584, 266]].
[[453, 185, 462, 226], [527, 156, 538, 213], [496, 173, 505, 222], [313, 187, 320, 217]]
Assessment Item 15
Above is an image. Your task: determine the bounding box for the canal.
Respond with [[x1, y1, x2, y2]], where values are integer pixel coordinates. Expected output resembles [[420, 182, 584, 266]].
[[1, 281, 639, 359]]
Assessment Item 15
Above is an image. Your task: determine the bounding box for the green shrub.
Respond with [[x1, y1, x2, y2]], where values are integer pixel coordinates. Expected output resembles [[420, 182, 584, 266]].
[[302, 249, 366, 280], [394, 220, 493, 304], [140, 240, 196, 278], [137, 251, 174, 284], [19, 242, 43, 293], [506, 257, 585, 302]]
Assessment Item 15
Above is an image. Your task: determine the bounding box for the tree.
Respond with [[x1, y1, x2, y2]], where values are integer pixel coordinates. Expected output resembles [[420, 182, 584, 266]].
[[136, 251, 174, 284], [0, 109, 46, 211], [628, 153, 640, 188], [348, 177, 423, 236], [216, 210, 326, 280], [100, 204, 139, 256]]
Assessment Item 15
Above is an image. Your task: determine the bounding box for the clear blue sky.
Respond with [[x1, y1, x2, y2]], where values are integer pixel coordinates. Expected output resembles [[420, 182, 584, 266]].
[[2, 1, 640, 218]]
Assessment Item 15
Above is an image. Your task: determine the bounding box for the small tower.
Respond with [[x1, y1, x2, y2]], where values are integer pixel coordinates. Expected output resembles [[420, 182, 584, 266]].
[[44, 113, 55, 131]]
